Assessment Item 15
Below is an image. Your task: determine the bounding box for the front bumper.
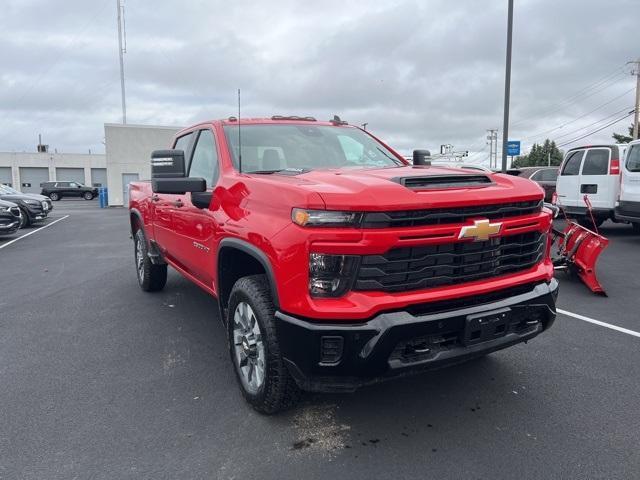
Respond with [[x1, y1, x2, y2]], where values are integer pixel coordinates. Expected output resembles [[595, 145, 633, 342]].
[[0, 214, 20, 234], [275, 279, 558, 392], [615, 201, 640, 223], [559, 205, 614, 219], [23, 203, 47, 221]]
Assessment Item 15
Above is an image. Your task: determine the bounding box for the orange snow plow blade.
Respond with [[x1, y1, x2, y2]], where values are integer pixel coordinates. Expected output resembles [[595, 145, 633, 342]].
[[553, 222, 609, 296]]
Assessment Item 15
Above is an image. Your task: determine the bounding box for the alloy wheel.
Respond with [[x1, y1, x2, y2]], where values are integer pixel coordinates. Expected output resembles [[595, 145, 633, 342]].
[[232, 301, 265, 394]]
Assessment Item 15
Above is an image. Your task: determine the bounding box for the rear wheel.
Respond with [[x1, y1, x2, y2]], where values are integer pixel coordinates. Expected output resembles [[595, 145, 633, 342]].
[[227, 275, 300, 414], [83, 191, 94, 200], [133, 229, 167, 291], [49, 192, 60, 201], [632, 222, 640, 233]]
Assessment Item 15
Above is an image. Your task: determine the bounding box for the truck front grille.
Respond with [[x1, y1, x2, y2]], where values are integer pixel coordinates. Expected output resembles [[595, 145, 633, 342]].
[[354, 231, 545, 292], [361, 200, 542, 228]]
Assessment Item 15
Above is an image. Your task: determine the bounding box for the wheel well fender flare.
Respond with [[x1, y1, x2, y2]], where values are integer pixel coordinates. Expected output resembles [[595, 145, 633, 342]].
[[129, 208, 144, 237], [217, 238, 280, 309]]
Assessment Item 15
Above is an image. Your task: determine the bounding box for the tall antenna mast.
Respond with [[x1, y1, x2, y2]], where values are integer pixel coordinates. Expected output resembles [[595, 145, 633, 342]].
[[237, 89, 242, 173], [116, 0, 127, 124]]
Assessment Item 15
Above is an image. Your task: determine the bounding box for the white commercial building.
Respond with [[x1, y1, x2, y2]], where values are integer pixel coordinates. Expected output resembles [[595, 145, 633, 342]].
[[104, 123, 181, 206], [0, 123, 182, 205], [0, 152, 106, 194]]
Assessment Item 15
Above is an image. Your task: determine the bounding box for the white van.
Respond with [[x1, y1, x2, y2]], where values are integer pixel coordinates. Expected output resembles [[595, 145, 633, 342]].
[[556, 144, 627, 227], [615, 139, 640, 231]]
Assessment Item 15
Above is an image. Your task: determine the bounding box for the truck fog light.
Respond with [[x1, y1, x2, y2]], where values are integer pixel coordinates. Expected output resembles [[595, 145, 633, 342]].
[[309, 253, 359, 297], [319, 336, 344, 365]]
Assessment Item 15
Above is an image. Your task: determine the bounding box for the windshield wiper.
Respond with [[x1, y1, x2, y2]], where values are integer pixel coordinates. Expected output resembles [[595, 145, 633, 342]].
[[246, 169, 283, 174], [376, 147, 403, 165]]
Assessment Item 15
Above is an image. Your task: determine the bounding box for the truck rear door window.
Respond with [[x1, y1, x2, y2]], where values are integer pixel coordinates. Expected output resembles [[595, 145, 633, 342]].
[[537, 169, 558, 181], [582, 149, 609, 175], [561, 150, 584, 175]]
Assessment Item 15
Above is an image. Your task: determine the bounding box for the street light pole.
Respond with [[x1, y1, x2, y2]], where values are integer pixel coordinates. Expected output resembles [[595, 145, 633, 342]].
[[501, 0, 514, 173], [116, 0, 127, 124]]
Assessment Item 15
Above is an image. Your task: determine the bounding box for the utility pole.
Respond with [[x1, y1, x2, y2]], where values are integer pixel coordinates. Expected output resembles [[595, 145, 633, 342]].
[[116, 0, 127, 124], [487, 129, 498, 168], [501, 0, 514, 173], [630, 59, 640, 140]]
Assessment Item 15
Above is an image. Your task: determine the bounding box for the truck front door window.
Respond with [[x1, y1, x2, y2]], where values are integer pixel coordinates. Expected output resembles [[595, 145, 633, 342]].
[[189, 129, 218, 186]]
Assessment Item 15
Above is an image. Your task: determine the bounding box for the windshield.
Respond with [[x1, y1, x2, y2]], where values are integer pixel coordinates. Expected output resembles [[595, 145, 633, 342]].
[[223, 124, 404, 173], [0, 185, 15, 194]]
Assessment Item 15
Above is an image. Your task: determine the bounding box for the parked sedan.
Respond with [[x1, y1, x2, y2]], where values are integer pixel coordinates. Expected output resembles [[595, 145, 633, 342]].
[[40, 181, 98, 201], [506, 166, 559, 202], [0, 184, 52, 211], [0, 189, 49, 227], [0, 199, 22, 236]]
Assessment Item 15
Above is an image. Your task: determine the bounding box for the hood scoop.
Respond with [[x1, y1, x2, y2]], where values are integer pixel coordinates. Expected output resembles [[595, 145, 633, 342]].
[[392, 174, 493, 190]]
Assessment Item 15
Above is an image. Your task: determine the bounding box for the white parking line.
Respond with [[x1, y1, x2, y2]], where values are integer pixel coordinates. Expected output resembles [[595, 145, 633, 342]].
[[0, 215, 69, 250], [557, 308, 640, 339]]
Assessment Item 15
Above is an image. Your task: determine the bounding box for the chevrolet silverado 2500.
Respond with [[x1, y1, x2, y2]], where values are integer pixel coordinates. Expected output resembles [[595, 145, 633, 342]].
[[128, 116, 558, 413]]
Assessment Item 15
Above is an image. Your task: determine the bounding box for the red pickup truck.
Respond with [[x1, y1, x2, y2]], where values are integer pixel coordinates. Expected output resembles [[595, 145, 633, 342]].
[[129, 116, 558, 413]]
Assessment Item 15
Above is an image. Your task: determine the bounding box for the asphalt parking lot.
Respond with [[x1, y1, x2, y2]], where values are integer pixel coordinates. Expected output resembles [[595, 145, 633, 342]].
[[1, 202, 639, 479]]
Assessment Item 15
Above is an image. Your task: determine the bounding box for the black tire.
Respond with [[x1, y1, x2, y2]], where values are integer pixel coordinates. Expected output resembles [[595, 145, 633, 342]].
[[632, 222, 640, 233], [133, 229, 167, 292], [49, 192, 60, 201], [19, 208, 30, 228], [227, 275, 300, 414], [83, 192, 94, 200]]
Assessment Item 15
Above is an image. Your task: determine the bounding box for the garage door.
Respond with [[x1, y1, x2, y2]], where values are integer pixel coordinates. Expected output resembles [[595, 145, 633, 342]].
[[0, 167, 12, 187], [91, 168, 107, 187], [19, 167, 49, 194], [56, 167, 85, 184]]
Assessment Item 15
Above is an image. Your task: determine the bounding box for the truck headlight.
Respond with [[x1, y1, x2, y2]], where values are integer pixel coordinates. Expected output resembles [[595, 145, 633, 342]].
[[292, 208, 362, 227], [309, 253, 359, 297]]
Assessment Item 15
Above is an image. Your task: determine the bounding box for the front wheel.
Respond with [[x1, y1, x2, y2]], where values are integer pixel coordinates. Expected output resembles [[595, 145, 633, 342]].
[[83, 192, 94, 200], [133, 229, 167, 291], [49, 192, 60, 201], [19, 208, 30, 228], [227, 275, 300, 414], [632, 222, 640, 233]]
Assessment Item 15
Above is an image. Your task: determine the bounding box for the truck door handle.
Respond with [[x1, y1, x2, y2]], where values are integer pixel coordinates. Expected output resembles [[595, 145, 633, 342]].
[[151, 195, 160, 202], [173, 199, 184, 208]]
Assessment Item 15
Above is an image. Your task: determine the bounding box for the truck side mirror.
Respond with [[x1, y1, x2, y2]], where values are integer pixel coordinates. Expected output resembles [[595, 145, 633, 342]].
[[150, 149, 207, 195], [413, 149, 431, 166], [151, 149, 186, 178]]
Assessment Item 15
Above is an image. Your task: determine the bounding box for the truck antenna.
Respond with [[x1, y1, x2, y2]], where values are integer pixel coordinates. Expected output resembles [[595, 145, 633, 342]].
[[237, 88, 242, 173]]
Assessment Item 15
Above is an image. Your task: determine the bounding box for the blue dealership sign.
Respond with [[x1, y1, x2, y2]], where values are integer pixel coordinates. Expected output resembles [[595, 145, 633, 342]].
[[507, 140, 521, 156]]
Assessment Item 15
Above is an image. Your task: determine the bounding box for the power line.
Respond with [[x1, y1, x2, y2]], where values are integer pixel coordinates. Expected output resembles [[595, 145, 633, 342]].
[[556, 111, 635, 148], [522, 87, 635, 142], [552, 106, 634, 142], [511, 68, 628, 128]]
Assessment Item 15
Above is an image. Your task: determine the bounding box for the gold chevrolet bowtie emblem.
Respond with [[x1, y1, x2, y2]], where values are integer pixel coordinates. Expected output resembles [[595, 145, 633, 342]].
[[458, 219, 503, 241]]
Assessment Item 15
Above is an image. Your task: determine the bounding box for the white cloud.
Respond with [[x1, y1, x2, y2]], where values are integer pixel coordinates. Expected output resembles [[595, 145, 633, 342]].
[[0, 0, 637, 160]]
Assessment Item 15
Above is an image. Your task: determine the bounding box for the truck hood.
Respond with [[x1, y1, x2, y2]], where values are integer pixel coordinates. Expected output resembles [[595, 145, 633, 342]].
[[254, 166, 544, 210]]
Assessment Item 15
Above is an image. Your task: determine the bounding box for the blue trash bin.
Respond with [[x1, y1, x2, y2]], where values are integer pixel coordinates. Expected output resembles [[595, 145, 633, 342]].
[[98, 187, 108, 208]]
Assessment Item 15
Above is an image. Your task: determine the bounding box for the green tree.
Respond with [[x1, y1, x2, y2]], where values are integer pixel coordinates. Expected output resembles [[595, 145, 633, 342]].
[[512, 139, 563, 168], [612, 123, 634, 144]]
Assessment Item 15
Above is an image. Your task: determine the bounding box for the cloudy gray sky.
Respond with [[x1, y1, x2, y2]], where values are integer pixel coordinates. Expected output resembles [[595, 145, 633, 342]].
[[0, 0, 638, 164]]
